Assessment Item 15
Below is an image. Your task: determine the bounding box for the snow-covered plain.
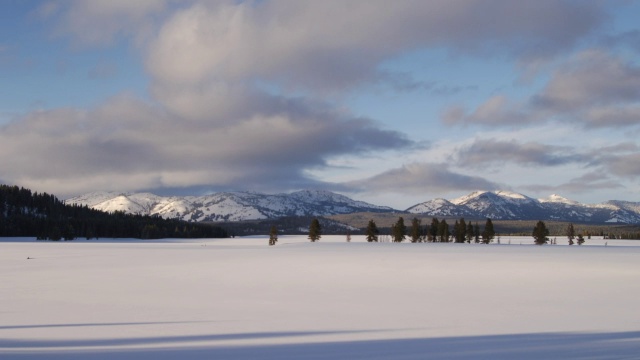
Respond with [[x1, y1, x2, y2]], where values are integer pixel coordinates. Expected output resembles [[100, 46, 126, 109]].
[[2, 235, 640, 359]]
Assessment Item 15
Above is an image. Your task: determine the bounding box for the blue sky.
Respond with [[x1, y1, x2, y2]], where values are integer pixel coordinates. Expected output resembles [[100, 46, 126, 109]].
[[2, 0, 640, 209]]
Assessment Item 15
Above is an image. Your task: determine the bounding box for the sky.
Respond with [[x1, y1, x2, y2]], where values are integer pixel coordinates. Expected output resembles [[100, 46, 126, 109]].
[[1, 0, 640, 210]]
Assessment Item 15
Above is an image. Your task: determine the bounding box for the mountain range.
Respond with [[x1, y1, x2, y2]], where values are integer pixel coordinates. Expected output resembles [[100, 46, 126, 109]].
[[66, 189, 640, 224], [407, 190, 640, 224], [66, 190, 393, 222]]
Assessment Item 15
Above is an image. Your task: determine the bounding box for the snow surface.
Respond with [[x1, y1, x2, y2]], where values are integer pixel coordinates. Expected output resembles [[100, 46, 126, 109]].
[[2, 236, 640, 359]]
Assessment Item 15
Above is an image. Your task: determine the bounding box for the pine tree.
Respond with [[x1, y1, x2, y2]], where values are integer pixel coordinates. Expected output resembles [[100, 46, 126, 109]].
[[474, 223, 480, 243], [365, 219, 379, 242], [482, 218, 495, 244], [455, 218, 467, 243], [308, 218, 322, 242], [577, 234, 585, 245], [429, 218, 439, 242], [532, 220, 549, 245], [466, 222, 474, 243], [392, 217, 406, 242], [453, 220, 460, 242], [438, 219, 449, 242], [269, 225, 278, 246], [410, 217, 421, 243], [566, 223, 575, 245]]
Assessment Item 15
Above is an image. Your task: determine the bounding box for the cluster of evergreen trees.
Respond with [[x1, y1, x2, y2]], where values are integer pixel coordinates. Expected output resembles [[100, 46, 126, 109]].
[[362, 217, 496, 244], [0, 185, 228, 240]]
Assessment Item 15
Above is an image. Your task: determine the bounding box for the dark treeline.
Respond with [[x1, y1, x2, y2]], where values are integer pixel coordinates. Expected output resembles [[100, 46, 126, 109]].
[[0, 185, 228, 240], [370, 216, 495, 244], [328, 213, 640, 240]]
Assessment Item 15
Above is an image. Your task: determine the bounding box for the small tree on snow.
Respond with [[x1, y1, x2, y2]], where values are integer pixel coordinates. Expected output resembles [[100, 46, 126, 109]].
[[577, 234, 585, 245], [567, 223, 575, 245], [308, 218, 322, 242], [366, 219, 379, 242], [532, 220, 550, 245], [392, 217, 406, 242], [268, 225, 278, 246], [481, 218, 495, 244]]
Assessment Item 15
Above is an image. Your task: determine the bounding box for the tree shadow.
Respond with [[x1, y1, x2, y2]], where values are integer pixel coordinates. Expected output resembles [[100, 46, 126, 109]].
[[1, 330, 640, 359]]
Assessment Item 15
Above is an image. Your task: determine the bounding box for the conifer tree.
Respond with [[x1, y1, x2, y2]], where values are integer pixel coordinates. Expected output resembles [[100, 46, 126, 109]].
[[365, 219, 379, 242], [577, 234, 585, 245], [269, 225, 278, 246], [410, 217, 421, 243], [482, 218, 495, 244], [455, 218, 467, 243], [466, 223, 474, 243], [474, 223, 480, 243], [438, 219, 449, 242], [429, 218, 439, 242], [308, 218, 322, 242], [566, 223, 575, 245], [532, 220, 550, 245], [453, 220, 460, 242], [392, 217, 406, 242]]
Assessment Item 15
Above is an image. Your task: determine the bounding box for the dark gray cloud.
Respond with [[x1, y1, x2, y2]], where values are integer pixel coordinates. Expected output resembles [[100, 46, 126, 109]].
[[344, 162, 502, 194], [0, 94, 410, 197], [445, 50, 640, 129], [454, 139, 588, 168]]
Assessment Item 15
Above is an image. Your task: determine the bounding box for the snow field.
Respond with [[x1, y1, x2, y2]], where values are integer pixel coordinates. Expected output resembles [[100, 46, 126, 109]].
[[1, 235, 640, 359]]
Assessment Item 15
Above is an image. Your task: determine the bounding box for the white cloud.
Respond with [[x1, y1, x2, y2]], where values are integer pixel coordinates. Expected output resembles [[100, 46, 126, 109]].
[[147, 0, 606, 93], [446, 49, 640, 129]]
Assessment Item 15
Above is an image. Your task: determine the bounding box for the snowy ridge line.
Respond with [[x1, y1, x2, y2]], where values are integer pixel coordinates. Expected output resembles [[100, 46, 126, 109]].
[[66, 190, 393, 222], [408, 190, 640, 224], [68, 189, 640, 224]]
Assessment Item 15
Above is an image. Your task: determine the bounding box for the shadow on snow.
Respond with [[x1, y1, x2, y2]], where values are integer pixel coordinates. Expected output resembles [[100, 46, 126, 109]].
[[1, 329, 640, 359]]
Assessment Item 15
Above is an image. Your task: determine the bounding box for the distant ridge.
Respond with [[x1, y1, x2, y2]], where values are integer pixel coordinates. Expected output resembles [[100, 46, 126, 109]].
[[68, 189, 640, 224], [408, 190, 640, 224], [67, 190, 393, 222]]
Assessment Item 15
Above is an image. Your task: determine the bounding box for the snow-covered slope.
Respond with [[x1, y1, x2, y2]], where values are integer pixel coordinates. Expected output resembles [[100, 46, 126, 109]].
[[67, 190, 394, 222], [409, 190, 640, 223], [406, 198, 472, 217]]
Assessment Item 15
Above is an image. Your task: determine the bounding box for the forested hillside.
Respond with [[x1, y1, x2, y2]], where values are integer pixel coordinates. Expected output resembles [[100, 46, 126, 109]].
[[0, 185, 228, 240]]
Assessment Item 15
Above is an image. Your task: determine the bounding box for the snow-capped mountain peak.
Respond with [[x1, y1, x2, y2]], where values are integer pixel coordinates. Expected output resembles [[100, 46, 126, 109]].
[[538, 194, 579, 205], [408, 190, 640, 224], [67, 190, 394, 222]]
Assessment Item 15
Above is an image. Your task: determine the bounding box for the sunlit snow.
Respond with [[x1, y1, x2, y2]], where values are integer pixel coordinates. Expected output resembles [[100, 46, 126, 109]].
[[1, 236, 639, 359]]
